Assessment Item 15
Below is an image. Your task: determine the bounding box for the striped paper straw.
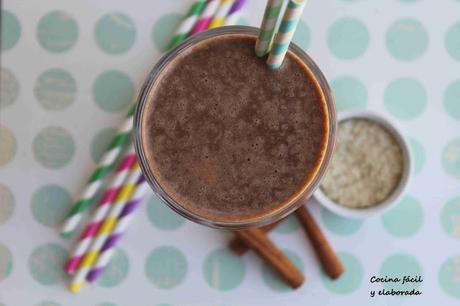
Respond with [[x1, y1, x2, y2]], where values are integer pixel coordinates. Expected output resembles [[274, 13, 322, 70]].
[[168, 0, 207, 49], [254, 0, 284, 57], [208, 0, 234, 29], [190, 0, 220, 35], [86, 177, 150, 282], [223, 0, 246, 26], [85, 5, 250, 283], [267, 0, 307, 69], [64, 145, 137, 274], [61, 108, 134, 238], [70, 163, 142, 293], [68, 1, 249, 292]]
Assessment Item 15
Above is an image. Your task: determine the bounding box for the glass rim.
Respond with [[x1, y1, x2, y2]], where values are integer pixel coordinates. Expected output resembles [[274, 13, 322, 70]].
[[134, 26, 337, 229]]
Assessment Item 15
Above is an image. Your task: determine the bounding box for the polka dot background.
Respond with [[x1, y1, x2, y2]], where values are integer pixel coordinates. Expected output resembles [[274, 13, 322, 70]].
[[35, 68, 76, 110], [384, 78, 427, 120], [0, 126, 16, 166], [202, 248, 245, 291], [1, 10, 21, 51], [37, 11, 78, 53], [145, 246, 187, 289], [95, 13, 137, 54], [31, 184, 72, 228], [28, 243, 68, 286], [386, 18, 428, 61], [32, 126, 75, 169], [0, 183, 15, 225], [0, 0, 459, 304], [1, 68, 19, 108], [381, 195, 424, 238], [93, 70, 134, 112]]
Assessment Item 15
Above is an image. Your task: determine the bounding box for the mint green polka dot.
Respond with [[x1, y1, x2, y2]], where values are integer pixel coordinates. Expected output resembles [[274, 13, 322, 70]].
[[441, 197, 460, 240], [0, 183, 14, 225], [446, 22, 460, 61], [331, 76, 368, 112], [28, 243, 67, 285], [93, 70, 134, 112], [97, 248, 130, 288], [327, 17, 369, 59], [320, 208, 363, 235], [145, 246, 187, 289], [203, 248, 245, 291], [35, 68, 76, 110], [31, 184, 72, 228], [321, 252, 363, 294], [384, 78, 427, 119], [409, 137, 426, 175], [439, 255, 460, 299], [0, 126, 17, 166], [90, 128, 116, 163], [36, 301, 61, 306], [0, 244, 13, 282], [152, 13, 182, 52], [1, 10, 21, 51], [37, 11, 78, 53], [147, 195, 185, 230], [386, 19, 428, 61], [32, 126, 75, 169], [95, 303, 118, 306], [379, 254, 422, 291], [273, 214, 300, 234], [292, 19, 310, 50], [238, 17, 249, 26], [382, 195, 423, 238], [1, 68, 19, 108], [262, 249, 304, 292], [444, 79, 460, 121], [95, 13, 136, 54], [442, 138, 460, 179]]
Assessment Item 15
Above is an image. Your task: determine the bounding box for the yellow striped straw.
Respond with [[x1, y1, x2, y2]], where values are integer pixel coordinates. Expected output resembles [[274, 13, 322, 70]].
[[208, 0, 234, 28], [69, 162, 142, 293]]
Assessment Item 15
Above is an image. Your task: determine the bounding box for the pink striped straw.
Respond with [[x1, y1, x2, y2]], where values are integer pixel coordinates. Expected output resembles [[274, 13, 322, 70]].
[[190, 0, 220, 35], [86, 176, 149, 283], [64, 146, 137, 274]]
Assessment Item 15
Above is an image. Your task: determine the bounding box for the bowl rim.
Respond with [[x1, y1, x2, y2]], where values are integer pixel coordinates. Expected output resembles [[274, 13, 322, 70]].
[[313, 109, 412, 219]]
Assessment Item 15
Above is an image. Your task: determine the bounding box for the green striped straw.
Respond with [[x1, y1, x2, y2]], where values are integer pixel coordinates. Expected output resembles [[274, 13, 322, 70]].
[[254, 0, 284, 57], [61, 1, 213, 238], [61, 107, 134, 238], [168, 0, 208, 50], [267, 0, 307, 69]]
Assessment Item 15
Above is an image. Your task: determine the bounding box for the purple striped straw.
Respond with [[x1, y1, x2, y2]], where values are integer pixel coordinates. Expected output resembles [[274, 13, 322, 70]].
[[86, 176, 148, 282], [224, 0, 246, 26]]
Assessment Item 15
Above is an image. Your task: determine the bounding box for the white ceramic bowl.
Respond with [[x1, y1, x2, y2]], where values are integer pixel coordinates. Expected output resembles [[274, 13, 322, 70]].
[[314, 109, 412, 218]]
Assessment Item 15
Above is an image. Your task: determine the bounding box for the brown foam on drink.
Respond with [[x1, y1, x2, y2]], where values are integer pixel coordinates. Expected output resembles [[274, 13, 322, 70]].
[[141, 34, 329, 223]]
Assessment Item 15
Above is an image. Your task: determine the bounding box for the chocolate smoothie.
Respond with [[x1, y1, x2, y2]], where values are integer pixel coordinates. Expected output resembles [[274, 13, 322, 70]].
[[139, 33, 329, 224]]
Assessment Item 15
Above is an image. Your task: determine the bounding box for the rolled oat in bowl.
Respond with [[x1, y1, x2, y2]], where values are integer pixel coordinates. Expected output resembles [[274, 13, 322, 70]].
[[320, 119, 404, 209]]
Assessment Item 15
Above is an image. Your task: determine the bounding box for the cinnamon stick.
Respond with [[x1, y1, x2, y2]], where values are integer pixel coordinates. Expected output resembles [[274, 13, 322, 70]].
[[295, 205, 345, 279], [228, 220, 281, 255], [235, 228, 305, 288]]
